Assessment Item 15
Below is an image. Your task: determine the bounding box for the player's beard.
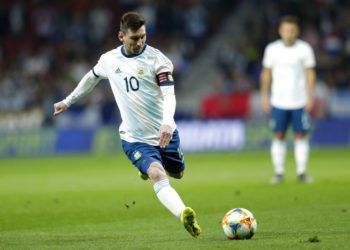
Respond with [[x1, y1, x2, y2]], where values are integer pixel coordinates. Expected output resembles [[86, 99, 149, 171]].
[[132, 45, 143, 54]]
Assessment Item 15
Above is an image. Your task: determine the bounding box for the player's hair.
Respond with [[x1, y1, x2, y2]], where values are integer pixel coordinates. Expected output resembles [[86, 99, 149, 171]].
[[120, 12, 146, 32], [279, 15, 299, 27]]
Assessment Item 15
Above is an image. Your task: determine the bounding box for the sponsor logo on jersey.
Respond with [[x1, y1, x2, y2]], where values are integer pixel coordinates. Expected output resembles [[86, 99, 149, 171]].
[[115, 68, 121, 74]]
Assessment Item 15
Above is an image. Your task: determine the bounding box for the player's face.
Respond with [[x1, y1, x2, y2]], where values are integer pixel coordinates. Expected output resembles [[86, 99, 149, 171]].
[[119, 25, 146, 55], [278, 22, 299, 46]]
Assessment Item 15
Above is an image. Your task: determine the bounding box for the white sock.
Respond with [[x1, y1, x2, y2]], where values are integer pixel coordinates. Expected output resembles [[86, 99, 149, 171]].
[[153, 179, 186, 220], [271, 139, 287, 175], [294, 139, 309, 175]]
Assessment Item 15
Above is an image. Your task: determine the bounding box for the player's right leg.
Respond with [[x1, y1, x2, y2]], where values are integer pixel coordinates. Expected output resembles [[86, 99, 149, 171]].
[[167, 171, 183, 179], [270, 107, 288, 184], [138, 171, 149, 180], [159, 129, 186, 179]]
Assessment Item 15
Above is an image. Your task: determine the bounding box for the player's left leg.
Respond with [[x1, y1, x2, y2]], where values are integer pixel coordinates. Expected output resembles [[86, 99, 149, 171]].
[[139, 171, 184, 180], [149, 163, 201, 237], [121, 140, 185, 216], [292, 108, 313, 183], [147, 162, 186, 219], [159, 129, 201, 237], [121, 140, 200, 236], [181, 207, 202, 237]]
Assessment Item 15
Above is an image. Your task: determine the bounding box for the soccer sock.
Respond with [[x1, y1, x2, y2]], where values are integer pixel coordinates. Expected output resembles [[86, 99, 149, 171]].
[[153, 179, 186, 220], [271, 139, 287, 175], [294, 139, 309, 175]]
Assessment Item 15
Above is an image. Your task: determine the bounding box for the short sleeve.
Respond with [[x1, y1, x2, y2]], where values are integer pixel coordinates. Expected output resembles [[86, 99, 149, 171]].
[[303, 43, 316, 68], [262, 45, 273, 68], [92, 54, 108, 79], [154, 51, 174, 75]]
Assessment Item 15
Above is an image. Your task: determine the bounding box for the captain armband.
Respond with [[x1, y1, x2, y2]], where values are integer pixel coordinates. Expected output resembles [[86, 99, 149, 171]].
[[156, 72, 174, 86]]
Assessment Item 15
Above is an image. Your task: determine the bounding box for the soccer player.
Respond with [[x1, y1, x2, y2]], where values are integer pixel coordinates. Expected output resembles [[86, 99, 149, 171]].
[[53, 12, 201, 237], [260, 16, 316, 184]]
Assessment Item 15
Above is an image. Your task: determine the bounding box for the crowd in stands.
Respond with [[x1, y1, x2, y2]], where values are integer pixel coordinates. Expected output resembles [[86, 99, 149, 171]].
[[0, 0, 235, 126]]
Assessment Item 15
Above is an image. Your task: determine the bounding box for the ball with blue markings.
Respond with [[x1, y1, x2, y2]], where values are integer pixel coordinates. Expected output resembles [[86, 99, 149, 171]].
[[222, 208, 257, 239]]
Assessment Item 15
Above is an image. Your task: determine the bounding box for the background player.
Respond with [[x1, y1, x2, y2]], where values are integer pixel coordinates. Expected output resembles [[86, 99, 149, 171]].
[[260, 15, 316, 184], [53, 12, 201, 237]]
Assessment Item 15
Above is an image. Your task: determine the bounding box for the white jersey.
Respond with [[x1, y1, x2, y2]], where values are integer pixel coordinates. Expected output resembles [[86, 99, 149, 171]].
[[262, 39, 316, 109], [91, 45, 175, 145]]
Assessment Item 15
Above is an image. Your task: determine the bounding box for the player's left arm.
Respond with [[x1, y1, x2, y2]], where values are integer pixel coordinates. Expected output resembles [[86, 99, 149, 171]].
[[304, 43, 316, 113], [155, 52, 176, 148], [305, 67, 316, 113], [159, 80, 176, 148]]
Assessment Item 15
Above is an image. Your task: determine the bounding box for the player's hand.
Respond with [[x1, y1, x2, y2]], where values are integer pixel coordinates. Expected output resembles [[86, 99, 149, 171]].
[[304, 98, 314, 113], [261, 95, 271, 113], [159, 125, 172, 148], [53, 101, 68, 116]]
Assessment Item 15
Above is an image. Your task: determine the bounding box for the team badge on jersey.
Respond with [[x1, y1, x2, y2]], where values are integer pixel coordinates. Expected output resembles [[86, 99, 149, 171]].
[[156, 72, 174, 86], [137, 69, 145, 77], [133, 150, 142, 161]]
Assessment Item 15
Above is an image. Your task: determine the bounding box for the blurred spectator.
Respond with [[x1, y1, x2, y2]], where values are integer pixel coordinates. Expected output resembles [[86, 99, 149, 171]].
[[183, 0, 208, 46], [136, 0, 157, 35], [89, 3, 113, 45], [9, 1, 26, 36]]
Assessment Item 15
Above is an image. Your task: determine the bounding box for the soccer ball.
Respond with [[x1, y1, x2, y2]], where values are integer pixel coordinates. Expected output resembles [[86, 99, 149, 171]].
[[222, 208, 257, 240]]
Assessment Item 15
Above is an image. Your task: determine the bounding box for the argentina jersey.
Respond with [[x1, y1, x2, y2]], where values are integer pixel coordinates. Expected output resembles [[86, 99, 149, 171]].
[[92, 44, 175, 145]]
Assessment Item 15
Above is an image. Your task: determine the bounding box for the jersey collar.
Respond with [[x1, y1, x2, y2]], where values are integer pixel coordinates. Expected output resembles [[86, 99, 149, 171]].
[[121, 44, 147, 58]]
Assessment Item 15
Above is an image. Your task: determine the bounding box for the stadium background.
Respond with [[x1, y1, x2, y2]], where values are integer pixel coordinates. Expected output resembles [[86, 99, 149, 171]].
[[1, 1, 350, 249], [0, 0, 349, 155]]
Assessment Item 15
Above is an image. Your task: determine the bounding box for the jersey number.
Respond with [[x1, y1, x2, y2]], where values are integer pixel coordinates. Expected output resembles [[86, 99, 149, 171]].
[[124, 76, 139, 92]]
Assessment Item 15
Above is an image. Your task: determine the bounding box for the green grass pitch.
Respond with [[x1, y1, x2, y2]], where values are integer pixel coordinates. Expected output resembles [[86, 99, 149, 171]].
[[0, 148, 349, 249]]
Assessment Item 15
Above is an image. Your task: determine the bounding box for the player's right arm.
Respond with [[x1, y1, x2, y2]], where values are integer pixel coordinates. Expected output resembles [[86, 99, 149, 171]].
[[53, 70, 101, 116], [53, 54, 107, 116], [260, 44, 273, 114], [260, 67, 272, 113]]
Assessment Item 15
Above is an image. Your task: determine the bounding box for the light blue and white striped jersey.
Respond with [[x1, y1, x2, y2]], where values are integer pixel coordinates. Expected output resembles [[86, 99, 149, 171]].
[[93, 44, 175, 145]]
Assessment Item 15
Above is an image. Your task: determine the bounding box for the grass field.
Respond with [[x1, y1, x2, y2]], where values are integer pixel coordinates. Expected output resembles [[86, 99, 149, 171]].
[[0, 148, 349, 249]]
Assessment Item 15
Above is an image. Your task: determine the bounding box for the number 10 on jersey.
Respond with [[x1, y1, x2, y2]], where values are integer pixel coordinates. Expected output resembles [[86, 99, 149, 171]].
[[124, 76, 139, 92]]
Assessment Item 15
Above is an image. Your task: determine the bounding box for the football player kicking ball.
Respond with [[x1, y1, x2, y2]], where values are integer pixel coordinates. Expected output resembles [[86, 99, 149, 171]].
[[53, 12, 201, 237]]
